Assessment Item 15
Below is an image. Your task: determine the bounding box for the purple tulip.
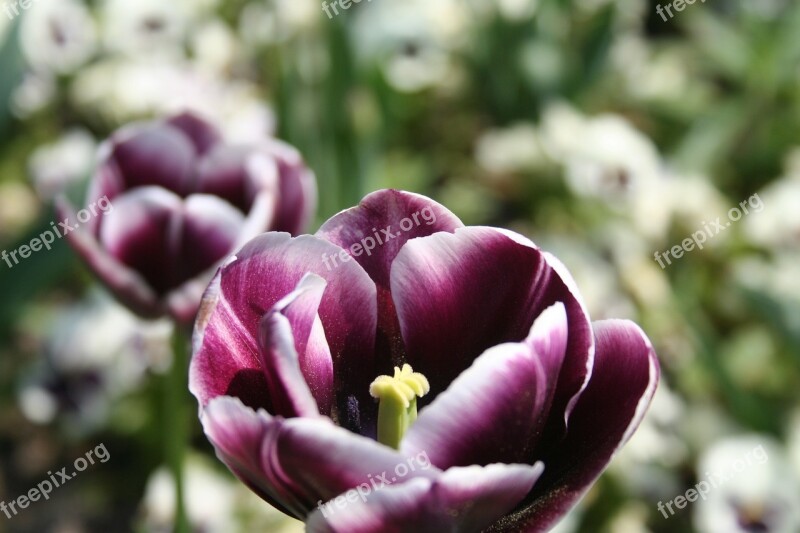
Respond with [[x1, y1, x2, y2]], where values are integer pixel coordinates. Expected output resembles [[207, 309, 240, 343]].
[[190, 189, 659, 532], [57, 112, 317, 324]]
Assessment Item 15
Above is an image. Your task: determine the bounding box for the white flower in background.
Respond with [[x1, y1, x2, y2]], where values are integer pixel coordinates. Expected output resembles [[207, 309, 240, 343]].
[[100, 0, 190, 58], [70, 59, 275, 141], [694, 436, 800, 533], [474, 123, 547, 174], [140, 455, 305, 533], [743, 163, 800, 249], [191, 19, 241, 76], [17, 292, 172, 430], [10, 73, 56, 117], [19, 0, 97, 75], [353, 0, 469, 92], [540, 103, 675, 240], [541, 103, 662, 200], [28, 129, 96, 201]]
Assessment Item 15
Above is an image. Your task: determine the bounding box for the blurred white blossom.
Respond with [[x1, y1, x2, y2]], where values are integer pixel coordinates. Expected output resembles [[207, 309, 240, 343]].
[[28, 129, 96, 201], [70, 59, 275, 140], [474, 123, 546, 174], [20, 0, 97, 74], [17, 292, 172, 430], [694, 436, 800, 533], [353, 0, 469, 92]]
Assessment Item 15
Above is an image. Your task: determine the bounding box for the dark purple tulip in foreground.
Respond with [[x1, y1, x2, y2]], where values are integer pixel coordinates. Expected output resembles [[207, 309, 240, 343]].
[[190, 189, 660, 532], [57, 112, 317, 324]]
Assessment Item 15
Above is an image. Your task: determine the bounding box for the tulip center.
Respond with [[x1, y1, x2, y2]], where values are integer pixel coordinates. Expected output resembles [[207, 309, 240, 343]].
[[369, 364, 430, 449]]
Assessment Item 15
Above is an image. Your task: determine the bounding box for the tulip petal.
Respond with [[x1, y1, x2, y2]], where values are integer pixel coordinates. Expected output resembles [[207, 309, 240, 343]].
[[489, 320, 660, 532], [391, 227, 593, 410], [317, 189, 463, 363], [98, 189, 243, 296], [259, 273, 334, 418], [307, 463, 544, 533], [189, 233, 379, 435], [55, 196, 163, 318], [400, 304, 567, 469], [167, 111, 222, 155], [108, 121, 197, 196], [98, 187, 183, 295], [175, 194, 246, 285], [195, 145, 279, 214], [267, 140, 317, 235], [202, 396, 439, 520]]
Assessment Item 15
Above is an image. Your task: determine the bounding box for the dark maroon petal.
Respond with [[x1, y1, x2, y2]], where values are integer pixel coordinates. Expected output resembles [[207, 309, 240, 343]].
[[259, 274, 333, 418], [174, 194, 246, 286], [400, 304, 567, 469], [98, 187, 182, 295], [99, 189, 243, 296], [317, 189, 463, 363], [391, 227, 593, 411], [201, 397, 439, 519], [194, 145, 279, 213], [491, 320, 660, 533], [167, 111, 222, 155], [268, 140, 317, 235], [307, 463, 544, 533], [189, 233, 379, 436], [55, 196, 163, 318], [108, 121, 197, 196]]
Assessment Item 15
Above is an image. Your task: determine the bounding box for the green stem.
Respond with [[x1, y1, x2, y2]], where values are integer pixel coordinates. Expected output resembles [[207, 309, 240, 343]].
[[166, 326, 191, 533]]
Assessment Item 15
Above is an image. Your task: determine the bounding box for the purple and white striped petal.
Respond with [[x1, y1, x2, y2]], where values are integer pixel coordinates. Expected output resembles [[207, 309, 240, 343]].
[[259, 273, 333, 418], [189, 233, 379, 435], [490, 320, 660, 532], [307, 463, 544, 533], [391, 227, 593, 407], [400, 303, 567, 469], [201, 397, 438, 519]]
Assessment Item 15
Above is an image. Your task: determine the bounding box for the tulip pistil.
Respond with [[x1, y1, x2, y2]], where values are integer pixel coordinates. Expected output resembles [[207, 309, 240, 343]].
[[369, 364, 430, 449]]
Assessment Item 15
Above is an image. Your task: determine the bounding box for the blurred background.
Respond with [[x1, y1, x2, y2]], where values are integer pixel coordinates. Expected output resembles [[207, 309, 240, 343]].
[[0, 0, 799, 531]]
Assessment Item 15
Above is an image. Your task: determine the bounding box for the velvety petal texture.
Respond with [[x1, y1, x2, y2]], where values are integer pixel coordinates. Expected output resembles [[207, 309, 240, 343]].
[[487, 320, 660, 532], [400, 303, 568, 469], [307, 463, 544, 533], [190, 233, 379, 435], [60, 111, 317, 324], [190, 189, 659, 532]]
